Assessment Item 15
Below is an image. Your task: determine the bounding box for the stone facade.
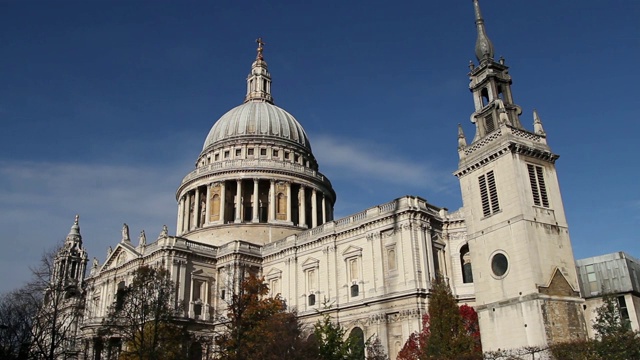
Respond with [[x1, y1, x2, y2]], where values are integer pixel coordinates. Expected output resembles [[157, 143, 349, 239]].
[[47, 2, 597, 359]]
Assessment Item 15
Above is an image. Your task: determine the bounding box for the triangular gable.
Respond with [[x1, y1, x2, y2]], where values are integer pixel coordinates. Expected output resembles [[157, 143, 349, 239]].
[[538, 268, 580, 297], [99, 243, 140, 272], [266, 267, 282, 279], [302, 257, 319, 270], [342, 245, 363, 258]]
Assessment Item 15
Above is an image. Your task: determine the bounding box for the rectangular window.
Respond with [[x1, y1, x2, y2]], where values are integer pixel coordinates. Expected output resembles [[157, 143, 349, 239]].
[[224, 151, 230, 159], [485, 114, 496, 134], [618, 296, 631, 329], [387, 247, 397, 271], [235, 149, 241, 157], [248, 148, 254, 156], [272, 149, 279, 157], [527, 164, 549, 207], [214, 153, 220, 161], [478, 170, 500, 217], [260, 148, 267, 156], [586, 264, 598, 294], [349, 259, 359, 281], [269, 279, 280, 297]]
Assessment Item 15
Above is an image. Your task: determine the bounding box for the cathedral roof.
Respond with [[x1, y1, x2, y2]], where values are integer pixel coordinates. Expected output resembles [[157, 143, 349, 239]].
[[202, 101, 311, 152]]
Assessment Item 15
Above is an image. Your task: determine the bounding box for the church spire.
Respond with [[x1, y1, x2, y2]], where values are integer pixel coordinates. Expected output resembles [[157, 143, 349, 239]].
[[473, 0, 495, 64], [244, 37, 273, 104]]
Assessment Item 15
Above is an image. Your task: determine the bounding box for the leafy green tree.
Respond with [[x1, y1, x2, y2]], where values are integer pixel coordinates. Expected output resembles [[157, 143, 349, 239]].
[[103, 266, 188, 360], [312, 313, 389, 360], [398, 276, 481, 360], [593, 293, 631, 339], [312, 313, 362, 360], [365, 335, 390, 360]]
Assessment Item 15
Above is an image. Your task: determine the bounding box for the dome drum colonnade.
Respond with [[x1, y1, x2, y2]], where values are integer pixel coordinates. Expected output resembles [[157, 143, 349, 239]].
[[175, 39, 335, 239]]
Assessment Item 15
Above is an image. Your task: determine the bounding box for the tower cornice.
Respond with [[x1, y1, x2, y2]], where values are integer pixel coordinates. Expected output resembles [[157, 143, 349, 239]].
[[455, 125, 557, 178]]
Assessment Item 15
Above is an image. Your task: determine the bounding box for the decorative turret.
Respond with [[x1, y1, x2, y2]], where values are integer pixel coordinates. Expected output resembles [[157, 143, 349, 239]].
[[52, 215, 88, 291], [244, 38, 273, 104], [466, 0, 524, 144]]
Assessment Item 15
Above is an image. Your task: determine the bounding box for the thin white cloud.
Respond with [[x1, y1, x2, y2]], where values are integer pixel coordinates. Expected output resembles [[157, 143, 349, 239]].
[[0, 160, 184, 293], [312, 134, 451, 190]]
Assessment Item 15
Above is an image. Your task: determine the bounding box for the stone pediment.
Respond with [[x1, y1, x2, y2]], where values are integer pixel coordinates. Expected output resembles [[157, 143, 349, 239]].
[[301, 257, 319, 270], [538, 268, 580, 297], [342, 245, 362, 258], [100, 243, 140, 272], [266, 267, 282, 279]]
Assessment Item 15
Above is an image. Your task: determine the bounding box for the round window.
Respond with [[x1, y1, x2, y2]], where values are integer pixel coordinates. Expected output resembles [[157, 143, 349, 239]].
[[491, 253, 509, 277]]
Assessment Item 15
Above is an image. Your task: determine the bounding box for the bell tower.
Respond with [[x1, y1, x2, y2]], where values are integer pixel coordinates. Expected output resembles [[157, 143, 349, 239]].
[[455, 0, 587, 352]]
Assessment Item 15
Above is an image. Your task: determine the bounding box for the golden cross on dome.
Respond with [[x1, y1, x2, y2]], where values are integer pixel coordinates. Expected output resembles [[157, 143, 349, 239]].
[[256, 37, 265, 60]]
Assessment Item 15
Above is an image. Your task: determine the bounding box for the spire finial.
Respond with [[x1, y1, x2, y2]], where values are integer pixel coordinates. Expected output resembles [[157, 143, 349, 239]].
[[533, 109, 546, 135], [473, 0, 495, 64], [256, 37, 265, 60], [245, 38, 274, 104]]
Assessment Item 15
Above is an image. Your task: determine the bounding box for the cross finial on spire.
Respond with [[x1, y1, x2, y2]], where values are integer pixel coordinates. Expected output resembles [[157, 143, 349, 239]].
[[256, 37, 265, 60]]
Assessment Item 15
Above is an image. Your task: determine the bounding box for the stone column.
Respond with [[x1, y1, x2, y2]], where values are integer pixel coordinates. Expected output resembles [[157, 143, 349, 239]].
[[205, 184, 211, 226], [311, 189, 318, 228], [184, 192, 191, 232], [286, 182, 292, 223], [235, 179, 242, 223], [220, 181, 226, 223], [321, 194, 327, 225], [269, 180, 275, 222], [299, 186, 306, 227], [188, 279, 195, 318], [252, 179, 259, 222], [192, 188, 200, 229], [178, 260, 187, 316], [176, 197, 183, 236]]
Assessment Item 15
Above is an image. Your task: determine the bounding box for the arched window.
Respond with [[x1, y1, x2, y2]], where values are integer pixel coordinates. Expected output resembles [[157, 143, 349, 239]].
[[348, 327, 365, 359], [387, 247, 397, 271], [497, 86, 505, 101], [460, 244, 473, 283], [115, 281, 126, 310], [481, 88, 490, 107], [189, 342, 203, 360]]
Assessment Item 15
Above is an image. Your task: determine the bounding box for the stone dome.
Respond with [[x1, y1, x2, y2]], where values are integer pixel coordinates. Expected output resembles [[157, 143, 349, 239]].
[[202, 101, 311, 152]]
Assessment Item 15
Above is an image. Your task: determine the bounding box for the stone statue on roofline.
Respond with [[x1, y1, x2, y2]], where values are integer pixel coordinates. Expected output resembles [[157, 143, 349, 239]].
[[139, 230, 146, 247], [122, 223, 130, 242]]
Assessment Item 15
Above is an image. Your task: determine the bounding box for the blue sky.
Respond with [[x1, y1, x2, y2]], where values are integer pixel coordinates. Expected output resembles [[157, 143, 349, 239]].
[[0, 0, 638, 293]]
